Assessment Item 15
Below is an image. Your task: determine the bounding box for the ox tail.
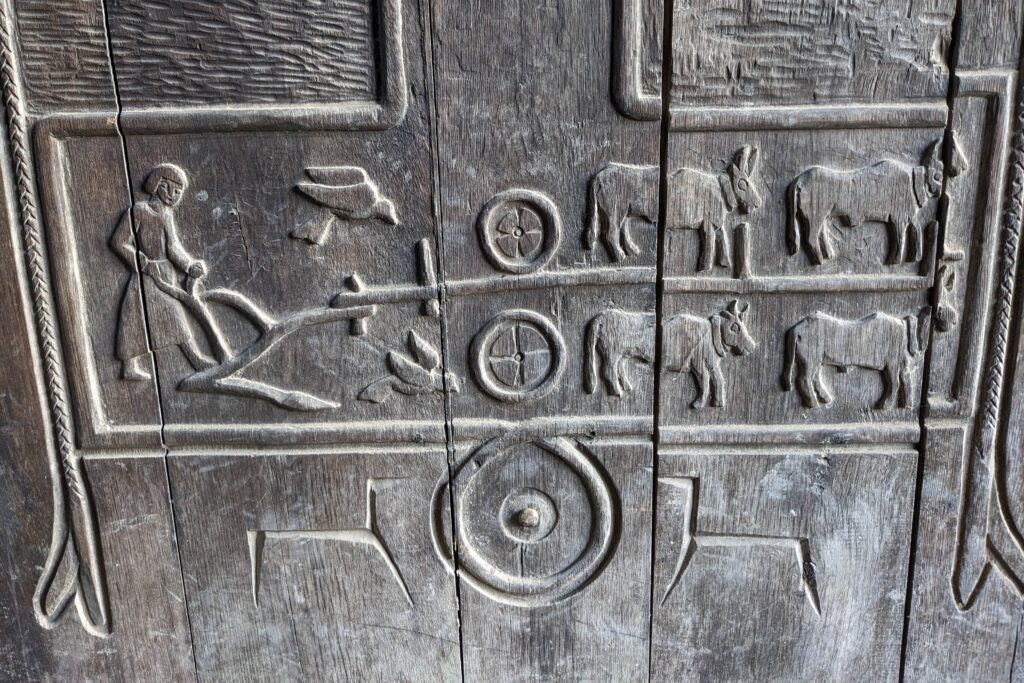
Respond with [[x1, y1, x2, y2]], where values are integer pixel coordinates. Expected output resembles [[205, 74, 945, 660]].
[[782, 325, 797, 391], [786, 181, 800, 256], [583, 316, 601, 394], [584, 171, 603, 251]]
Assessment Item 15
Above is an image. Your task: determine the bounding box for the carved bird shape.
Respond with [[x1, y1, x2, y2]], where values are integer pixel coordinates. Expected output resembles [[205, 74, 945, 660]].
[[291, 166, 399, 245]]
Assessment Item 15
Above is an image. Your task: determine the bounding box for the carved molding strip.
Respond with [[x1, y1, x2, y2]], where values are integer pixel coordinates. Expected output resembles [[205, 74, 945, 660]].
[[951, 67, 1024, 610], [0, 0, 109, 637]]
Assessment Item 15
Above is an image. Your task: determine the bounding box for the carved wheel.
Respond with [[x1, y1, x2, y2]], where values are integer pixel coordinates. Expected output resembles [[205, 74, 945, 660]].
[[430, 433, 618, 607], [470, 309, 566, 402], [477, 189, 562, 274]]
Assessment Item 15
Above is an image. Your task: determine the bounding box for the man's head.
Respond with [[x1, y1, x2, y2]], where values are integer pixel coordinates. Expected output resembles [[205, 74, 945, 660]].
[[144, 163, 188, 207]]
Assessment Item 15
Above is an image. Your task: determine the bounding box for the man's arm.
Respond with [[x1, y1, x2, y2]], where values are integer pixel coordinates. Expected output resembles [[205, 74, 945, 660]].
[[109, 209, 138, 268], [165, 220, 205, 277]]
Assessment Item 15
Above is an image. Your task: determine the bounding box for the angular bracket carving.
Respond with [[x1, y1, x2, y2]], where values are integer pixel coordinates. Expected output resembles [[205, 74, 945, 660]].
[[248, 478, 413, 608], [660, 476, 820, 616]]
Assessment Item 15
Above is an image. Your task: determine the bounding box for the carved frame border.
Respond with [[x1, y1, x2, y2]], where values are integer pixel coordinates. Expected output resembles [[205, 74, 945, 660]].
[[613, 0, 950, 131], [118, 0, 408, 134]]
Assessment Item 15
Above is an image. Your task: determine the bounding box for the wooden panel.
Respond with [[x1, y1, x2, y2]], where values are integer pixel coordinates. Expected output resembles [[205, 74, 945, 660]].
[[902, 47, 1024, 682], [13, 0, 116, 114], [0, 164, 189, 677], [903, 426, 1023, 681], [107, 0, 379, 108], [427, 0, 661, 677], [168, 450, 460, 681], [668, 0, 956, 107], [655, 3, 974, 681], [651, 448, 916, 681]]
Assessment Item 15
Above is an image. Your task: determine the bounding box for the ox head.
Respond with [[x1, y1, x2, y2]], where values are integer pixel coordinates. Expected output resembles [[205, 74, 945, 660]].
[[717, 300, 756, 357], [917, 136, 969, 203], [721, 146, 761, 215]]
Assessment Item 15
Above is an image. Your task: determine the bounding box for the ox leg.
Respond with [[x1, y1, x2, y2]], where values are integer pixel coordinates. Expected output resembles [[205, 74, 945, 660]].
[[817, 221, 834, 263], [796, 362, 820, 408], [878, 364, 898, 410], [908, 219, 923, 262], [604, 202, 627, 262], [620, 215, 641, 258], [691, 364, 709, 409], [616, 356, 634, 395], [805, 221, 824, 265], [697, 222, 715, 271], [887, 219, 905, 264], [600, 345, 622, 397], [813, 373, 834, 405], [709, 363, 726, 407], [898, 364, 916, 408], [715, 224, 732, 268]]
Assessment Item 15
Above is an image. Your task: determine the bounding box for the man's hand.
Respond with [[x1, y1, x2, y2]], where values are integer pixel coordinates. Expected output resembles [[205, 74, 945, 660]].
[[187, 260, 207, 278], [138, 253, 157, 276]]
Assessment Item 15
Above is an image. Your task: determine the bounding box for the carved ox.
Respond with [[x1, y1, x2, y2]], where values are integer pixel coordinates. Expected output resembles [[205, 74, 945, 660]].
[[583, 147, 761, 270], [584, 163, 659, 262], [666, 146, 761, 271], [663, 300, 756, 408], [782, 310, 931, 410], [583, 309, 655, 396], [787, 138, 968, 265]]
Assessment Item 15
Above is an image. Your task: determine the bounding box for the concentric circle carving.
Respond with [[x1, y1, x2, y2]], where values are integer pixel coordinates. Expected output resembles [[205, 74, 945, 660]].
[[477, 189, 562, 274], [470, 309, 565, 402], [430, 432, 618, 607]]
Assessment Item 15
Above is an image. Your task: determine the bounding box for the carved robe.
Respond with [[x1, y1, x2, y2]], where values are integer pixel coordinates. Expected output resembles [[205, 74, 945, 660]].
[[112, 202, 204, 362]]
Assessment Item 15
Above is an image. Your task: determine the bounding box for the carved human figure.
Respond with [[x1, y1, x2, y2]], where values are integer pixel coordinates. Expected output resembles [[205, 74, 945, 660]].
[[665, 146, 762, 271], [583, 309, 655, 396], [663, 300, 756, 408], [782, 310, 931, 409], [112, 163, 224, 380], [787, 137, 968, 264]]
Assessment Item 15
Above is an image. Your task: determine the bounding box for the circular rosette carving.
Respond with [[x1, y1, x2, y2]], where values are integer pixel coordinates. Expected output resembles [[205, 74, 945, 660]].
[[431, 433, 618, 607], [477, 189, 562, 274], [470, 309, 566, 402]]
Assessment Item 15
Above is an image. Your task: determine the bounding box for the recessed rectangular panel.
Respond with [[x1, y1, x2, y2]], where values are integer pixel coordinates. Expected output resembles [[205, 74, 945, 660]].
[[651, 447, 915, 681], [168, 449, 461, 681]]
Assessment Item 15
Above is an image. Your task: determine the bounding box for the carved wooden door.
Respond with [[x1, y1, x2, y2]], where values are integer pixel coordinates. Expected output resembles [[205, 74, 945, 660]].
[[2, 1, 1024, 680]]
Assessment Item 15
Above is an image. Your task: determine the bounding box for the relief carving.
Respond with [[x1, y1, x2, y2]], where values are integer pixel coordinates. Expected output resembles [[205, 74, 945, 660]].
[[0, 3, 109, 636], [782, 310, 931, 409], [359, 330, 459, 403], [470, 309, 566, 402], [934, 256, 962, 332], [584, 163, 658, 262], [665, 146, 761, 272], [290, 166, 399, 246], [660, 476, 820, 616], [431, 430, 617, 606], [583, 309, 655, 397], [114, 164, 376, 411], [584, 148, 760, 271], [248, 478, 413, 608], [663, 300, 756, 409], [477, 189, 562, 274], [787, 138, 967, 265]]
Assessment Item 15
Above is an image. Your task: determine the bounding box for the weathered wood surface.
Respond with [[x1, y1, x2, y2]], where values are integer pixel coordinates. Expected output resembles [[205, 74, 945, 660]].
[[427, 0, 659, 678], [2, 0, 1024, 680]]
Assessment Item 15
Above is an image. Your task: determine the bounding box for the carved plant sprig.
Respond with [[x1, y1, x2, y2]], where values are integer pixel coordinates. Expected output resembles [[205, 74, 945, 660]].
[[359, 331, 460, 403]]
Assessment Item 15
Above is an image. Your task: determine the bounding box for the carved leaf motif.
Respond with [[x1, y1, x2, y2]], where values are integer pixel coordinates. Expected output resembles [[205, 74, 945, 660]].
[[357, 379, 394, 404], [387, 350, 431, 388], [407, 330, 440, 371]]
